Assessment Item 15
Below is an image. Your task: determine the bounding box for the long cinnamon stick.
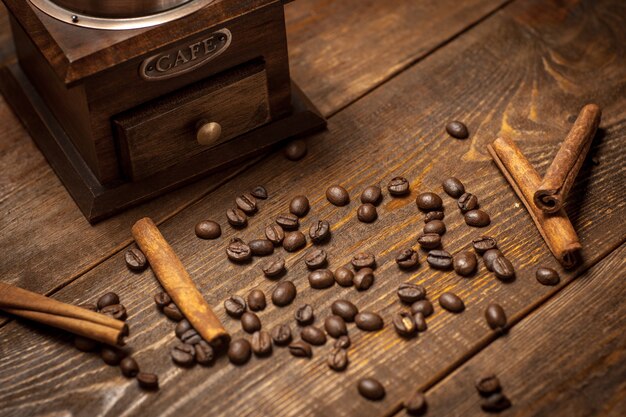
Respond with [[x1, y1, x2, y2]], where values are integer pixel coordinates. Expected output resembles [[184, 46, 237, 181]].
[[488, 137, 582, 268], [533, 104, 601, 213], [131, 217, 230, 348], [0, 282, 128, 345]]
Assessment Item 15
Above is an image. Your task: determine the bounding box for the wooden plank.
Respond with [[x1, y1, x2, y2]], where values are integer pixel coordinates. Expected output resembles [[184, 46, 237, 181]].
[[0, 0, 624, 416], [413, 244, 626, 417]]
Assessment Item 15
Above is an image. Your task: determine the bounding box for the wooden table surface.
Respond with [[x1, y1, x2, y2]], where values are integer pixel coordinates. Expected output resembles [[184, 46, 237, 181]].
[[1, 0, 625, 416]]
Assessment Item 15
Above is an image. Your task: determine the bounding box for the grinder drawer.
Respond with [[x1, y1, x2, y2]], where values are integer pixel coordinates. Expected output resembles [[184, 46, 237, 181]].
[[114, 61, 270, 180]]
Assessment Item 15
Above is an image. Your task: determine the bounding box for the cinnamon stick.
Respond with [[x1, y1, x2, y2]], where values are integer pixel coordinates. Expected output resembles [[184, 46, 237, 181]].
[[488, 137, 582, 268], [131, 217, 230, 348], [534, 104, 601, 213], [0, 282, 128, 346]]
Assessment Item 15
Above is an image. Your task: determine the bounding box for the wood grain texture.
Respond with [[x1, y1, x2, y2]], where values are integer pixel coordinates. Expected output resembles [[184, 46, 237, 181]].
[[0, 0, 625, 416], [415, 244, 626, 417]]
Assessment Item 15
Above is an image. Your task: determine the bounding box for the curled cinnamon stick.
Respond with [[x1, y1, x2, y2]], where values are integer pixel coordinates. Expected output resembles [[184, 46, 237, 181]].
[[534, 104, 601, 213], [131, 217, 230, 348], [488, 137, 582, 268]]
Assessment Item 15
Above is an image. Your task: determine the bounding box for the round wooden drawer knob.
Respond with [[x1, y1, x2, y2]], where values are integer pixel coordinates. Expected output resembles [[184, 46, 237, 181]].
[[196, 121, 222, 146]]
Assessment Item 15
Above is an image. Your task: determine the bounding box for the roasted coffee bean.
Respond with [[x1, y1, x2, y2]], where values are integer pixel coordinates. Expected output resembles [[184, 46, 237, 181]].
[[331, 299, 359, 322], [194, 341, 215, 365], [261, 257, 286, 278], [309, 220, 331, 243], [290, 195, 310, 217], [353, 268, 374, 291], [442, 177, 465, 198], [251, 331, 273, 356], [492, 256, 515, 281], [224, 296, 247, 319], [483, 249, 503, 271], [393, 311, 417, 337], [101, 347, 124, 366], [171, 342, 196, 366], [453, 251, 478, 276], [446, 121, 469, 139], [235, 192, 257, 215], [175, 319, 193, 339], [481, 393, 511, 412], [248, 239, 274, 256], [97, 292, 120, 310], [295, 304, 315, 325], [334, 335, 351, 349], [334, 266, 354, 287], [324, 315, 348, 338], [120, 357, 140, 378], [411, 299, 434, 317], [125, 247, 148, 272], [475, 374, 502, 396], [355, 312, 384, 331], [301, 325, 327, 345], [265, 224, 285, 245], [228, 338, 252, 365], [424, 211, 445, 222], [180, 329, 202, 345], [79, 303, 98, 312], [417, 233, 441, 250], [250, 185, 268, 199], [414, 312, 428, 332], [284, 139, 307, 160], [357, 378, 386, 401], [473, 236, 498, 254], [247, 289, 266, 311], [195, 220, 221, 239], [283, 231, 306, 252], [485, 303, 507, 332], [154, 292, 171, 309], [426, 250, 453, 270], [536, 267, 560, 286], [457, 192, 479, 213], [101, 304, 127, 321], [465, 209, 491, 227], [388, 176, 410, 196], [309, 269, 335, 289], [271, 324, 292, 346], [416, 192, 443, 211], [396, 248, 420, 269], [326, 185, 350, 206], [404, 391, 428, 416], [241, 311, 262, 333], [163, 303, 184, 321], [357, 204, 377, 223], [288, 340, 312, 358], [226, 238, 252, 263], [74, 336, 98, 352], [439, 292, 465, 313], [328, 348, 349, 371], [226, 208, 247, 228], [272, 281, 297, 306], [351, 252, 376, 269], [276, 213, 299, 230], [397, 283, 426, 304], [361, 185, 382, 205], [137, 372, 159, 390], [305, 248, 327, 270], [423, 219, 446, 235]]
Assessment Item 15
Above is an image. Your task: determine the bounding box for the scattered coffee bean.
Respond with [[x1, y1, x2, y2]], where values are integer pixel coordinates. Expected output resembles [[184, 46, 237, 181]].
[[276, 213, 299, 230], [404, 391, 428, 416], [228, 339, 252, 365], [309, 269, 335, 289], [283, 231, 306, 252], [426, 250, 453, 270], [226, 208, 247, 228], [326, 185, 350, 206], [295, 304, 315, 325], [416, 192, 443, 211], [251, 331, 273, 356], [101, 346, 124, 366], [247, 289, 266, 311], [154, 292, 171, 310], [417, 233, 441, 250], [442, 177, 465, 198], [492, 257, 515, 281], [265, 224, 285, 245], [439, 292, 465, 313], [261, 256, 286, 278], [284, 139, 307, 160], [334, 335, 351, 349], [163, 303, 183, 321], [351, 252, 376, 269], [458, 192, 479, 213], [235, 193, 257, 215], [331, 300, 359, 322], [536, 267, 560, 286], [120, 357, 140, 378], [101, 304, 127, 321], [453, 251, 478, 276], [483, 249, 503, 271], [290, 195, 310, 217], [125, 247, 148, 272], [271, 324, 292, 346], [248, 239, 274, 256], [424, 211, 445, 222], [423, 219, 446, 235], [353, 268, 374, 291], [393, 311, 417, 337], [250, 185, 268, 199], [324, 315, 348, 338], [465, 209, 491, 227], [397, 283, 426, 304], [485, 303, 507, 332], [481, 393, 511, 412], [97, 292, 120, 310], [180, 329, 202, 345], [357, 204, 377, 223], [272, 281, 297, 306], [288, 340, 312, 358], [411, 299, 434, 317], [137, 372, 159, 390], [175, 319, 192, 339], [414, 312, 428, 332], [396, 248, 420, 269], [74, 336, 98, 352], [328, 348, 349, 371], [361, 185, 382, 205], [475, 374, 502, 396], [473, 236, 498, 254], [171, 342, 196, 367], [334, 267, 354, 287], [224, 295, 247, 318], [358, 378, 386, 401], [226, 238, 252, 263], [241, 311, 262, 333], [446, 121, 469, 139], [194, 340, 215, 365], [309, 220, 331, 243], [388, 176, 410, 196], [301, 325, 327, 345], [355, 312, 384, 331], [194, 220, 221, 239], [305, 248, 327, 270]]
